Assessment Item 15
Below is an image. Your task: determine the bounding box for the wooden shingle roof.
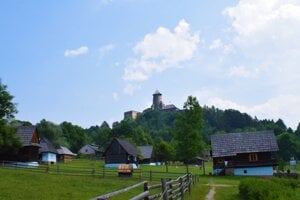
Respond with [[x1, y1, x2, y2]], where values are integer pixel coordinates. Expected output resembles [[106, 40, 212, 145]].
[[137, 146, 153, 159], [116, 138, 138, 157], [57, 146, 76, 156], [16, 126, 39, 146], [39, 137, 57, 154], [211, 131, 279, 158]]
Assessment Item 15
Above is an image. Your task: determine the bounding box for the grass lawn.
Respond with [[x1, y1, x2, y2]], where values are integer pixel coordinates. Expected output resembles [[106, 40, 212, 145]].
[[0, 167, 140, 200], [187, 176, 241, 200], [1, 159, 299, 200]]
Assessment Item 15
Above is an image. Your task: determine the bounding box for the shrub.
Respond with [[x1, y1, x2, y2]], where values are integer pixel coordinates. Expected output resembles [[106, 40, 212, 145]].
[[239, 178, 298, 200]]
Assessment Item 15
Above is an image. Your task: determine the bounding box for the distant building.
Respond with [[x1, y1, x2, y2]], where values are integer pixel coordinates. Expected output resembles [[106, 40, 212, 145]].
[[39, 137, 57, 164], [137, 146, 155, 164], [151, 90, 180, 112], [79, 144, 102, 156], [16, 126, 40, 162], [123, 90, 180, 120], [124, 110, 141, 120], [151, 90, 164, 109], [57, 146, 76, 162], [104, 138, 138, 165], [211, 130, 279, 176]]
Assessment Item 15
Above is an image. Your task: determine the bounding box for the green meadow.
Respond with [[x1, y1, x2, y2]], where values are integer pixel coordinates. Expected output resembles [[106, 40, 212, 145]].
[[0, 159, 299, 200]]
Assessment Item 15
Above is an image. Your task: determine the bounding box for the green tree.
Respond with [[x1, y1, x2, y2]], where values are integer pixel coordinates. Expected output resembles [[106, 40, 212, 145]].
[[174, 96, 205, 163], [60, 121, 89, 153], [295, 122, 300, 138], [36, 119, 68, 147], [89, 125, 112, 150], [0, 80, 21, 156], [0, 80, 17, 120], [154, 140, 176, 162], [277, 133, 299, 161], [0, 121, 21, 155]]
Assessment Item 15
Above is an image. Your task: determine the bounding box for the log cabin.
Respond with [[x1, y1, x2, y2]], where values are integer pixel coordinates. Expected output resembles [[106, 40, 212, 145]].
[[104, 138, 138, 165], [56, 146, 76, 162], [211, 130, 279, 176], [137, 146, 155, 164], [16, 126, 40, 162], [39, 137, 57, 164]]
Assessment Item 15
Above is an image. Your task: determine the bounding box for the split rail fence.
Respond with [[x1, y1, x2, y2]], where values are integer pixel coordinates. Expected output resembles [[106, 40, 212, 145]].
[[91, 173, 199, 200], [0, 161, 196, 181]]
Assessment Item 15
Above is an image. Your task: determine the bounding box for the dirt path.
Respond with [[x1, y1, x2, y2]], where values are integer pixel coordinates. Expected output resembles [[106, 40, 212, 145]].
[[205, 185, 215, 200], [205, 184, 237, 200]]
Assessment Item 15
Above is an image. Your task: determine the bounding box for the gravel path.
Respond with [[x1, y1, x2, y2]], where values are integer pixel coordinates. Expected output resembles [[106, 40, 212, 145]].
[[205, 185, 215, 200], [205, 183, 237, 200]]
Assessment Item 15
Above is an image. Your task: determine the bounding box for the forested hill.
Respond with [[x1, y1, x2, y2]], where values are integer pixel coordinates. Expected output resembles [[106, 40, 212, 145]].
[[128, 105, 296, 144]]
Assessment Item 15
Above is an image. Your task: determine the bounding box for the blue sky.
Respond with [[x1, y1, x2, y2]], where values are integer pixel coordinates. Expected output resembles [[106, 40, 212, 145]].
[[1, 0, 300, 129]]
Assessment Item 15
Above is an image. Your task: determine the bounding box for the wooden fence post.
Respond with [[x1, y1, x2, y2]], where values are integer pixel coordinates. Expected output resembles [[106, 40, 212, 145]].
[[188, 174, 191, 195], [179, 177, 184, 200], [92, 168, 95, 177], [102, 166, 105, 178], [161, 178, 168, 200], [144, 182, 149, 200], [56, 163, 60, 174], [168, 178, 173, 200], [139, 169, 142, 181]]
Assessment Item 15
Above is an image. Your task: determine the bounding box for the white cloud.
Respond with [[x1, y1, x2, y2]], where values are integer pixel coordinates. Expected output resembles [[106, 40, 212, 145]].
[[193, 88, 300, 129], [209, 39, 233, 55], [221, 0, 300, 123], [99, 44, 114, 55], [209, 39, 223, 50], [228, 65, 259, 78], [64, 46, 89, 57], [123, 83, 141, 95], [123, 19, 200, 81], [223, 0, 300, 59]]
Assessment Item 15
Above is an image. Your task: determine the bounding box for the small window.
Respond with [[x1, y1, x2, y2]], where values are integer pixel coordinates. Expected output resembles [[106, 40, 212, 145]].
[[244, 169, 247, 174], [249, 153, 258, 161]]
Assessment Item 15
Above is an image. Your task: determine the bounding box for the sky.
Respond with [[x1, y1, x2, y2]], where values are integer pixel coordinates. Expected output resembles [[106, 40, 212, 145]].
[[1, 0, 300, 129]]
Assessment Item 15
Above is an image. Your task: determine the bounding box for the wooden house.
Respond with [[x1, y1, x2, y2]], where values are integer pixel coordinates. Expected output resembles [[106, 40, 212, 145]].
[[56, 146, 76, 162], [16, 126, 40, 162], [137, 146, 155, 164], [104, 138, 138, 165], [39, 137, 57, 164], [211, 131, 279, 176], [78, 144, 102, 156]]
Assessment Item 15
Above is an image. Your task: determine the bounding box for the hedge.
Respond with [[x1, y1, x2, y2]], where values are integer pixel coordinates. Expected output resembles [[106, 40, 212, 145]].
[[239, 178, 299, 200]]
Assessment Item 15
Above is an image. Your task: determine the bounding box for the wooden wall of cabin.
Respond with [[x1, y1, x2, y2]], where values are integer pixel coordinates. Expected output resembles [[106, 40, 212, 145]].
[[105, 140, 128, 164], [17, 146, 40, 162]]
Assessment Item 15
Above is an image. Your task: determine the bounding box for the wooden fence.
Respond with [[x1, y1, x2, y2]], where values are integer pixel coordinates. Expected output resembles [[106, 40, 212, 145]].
[[0, 161, 194, 181], [91, 173, 199, 200]]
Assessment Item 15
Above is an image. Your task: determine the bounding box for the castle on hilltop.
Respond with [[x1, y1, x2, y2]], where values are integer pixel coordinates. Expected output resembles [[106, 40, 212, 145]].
[[124, 90, 180, 120]]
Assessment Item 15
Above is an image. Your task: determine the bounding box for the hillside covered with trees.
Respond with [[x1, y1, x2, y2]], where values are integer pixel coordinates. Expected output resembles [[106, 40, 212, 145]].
[[0, 79, 299, 162]]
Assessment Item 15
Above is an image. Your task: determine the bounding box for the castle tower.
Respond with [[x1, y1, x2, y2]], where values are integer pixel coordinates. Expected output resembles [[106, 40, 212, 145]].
[[152, 90, 164, 110]]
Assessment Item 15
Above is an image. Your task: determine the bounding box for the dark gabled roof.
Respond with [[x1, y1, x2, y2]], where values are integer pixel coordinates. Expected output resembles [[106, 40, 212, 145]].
[[39, 137, 57, 154], [163, 104, 179, 111], [115, 138, 138, 157], [16, 126, 39, 146], [137, 146, 153, 159], [87, 144, 101, 152], [57, 146, 76, 156], [211, 131, 279, 158]]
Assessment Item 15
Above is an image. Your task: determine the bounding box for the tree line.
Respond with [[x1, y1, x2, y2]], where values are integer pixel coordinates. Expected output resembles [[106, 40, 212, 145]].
[[0, 80, 299, 162]]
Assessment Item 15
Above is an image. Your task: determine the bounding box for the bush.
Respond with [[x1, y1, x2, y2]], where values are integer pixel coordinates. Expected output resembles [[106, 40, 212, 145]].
[[239, 178, 298, 200]]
